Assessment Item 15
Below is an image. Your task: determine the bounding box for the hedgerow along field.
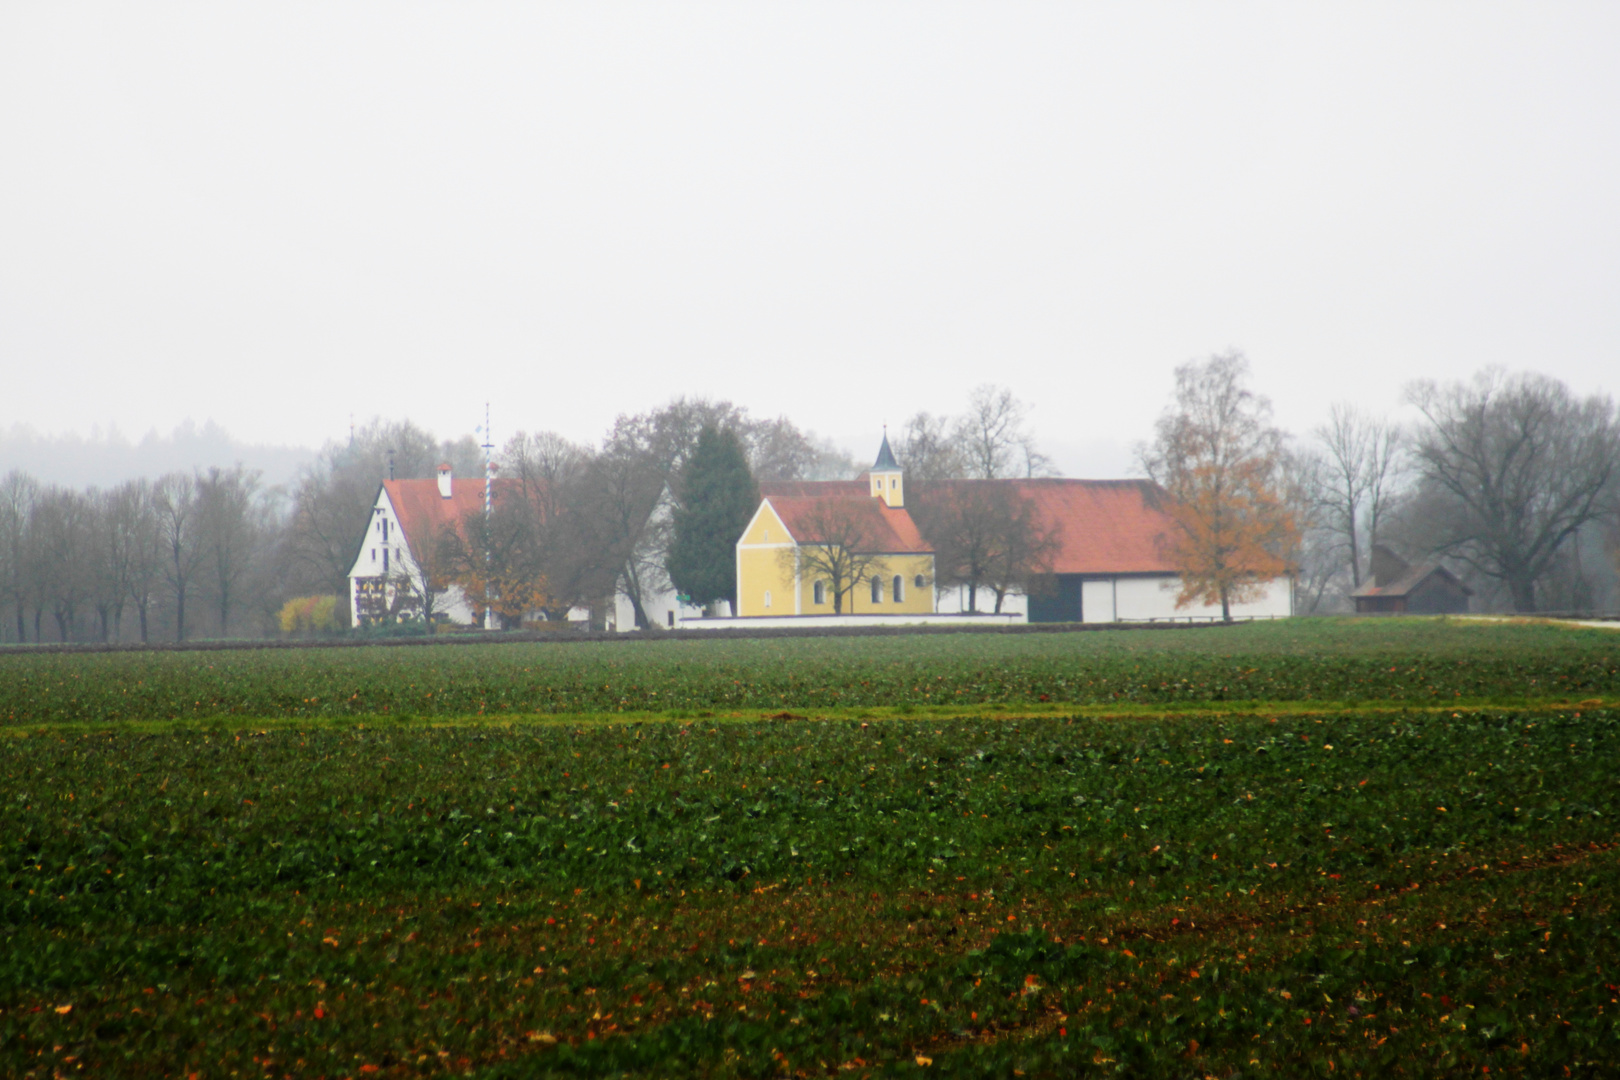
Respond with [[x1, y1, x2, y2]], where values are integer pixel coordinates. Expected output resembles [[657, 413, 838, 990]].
[[2, 619, 1617, 1077]]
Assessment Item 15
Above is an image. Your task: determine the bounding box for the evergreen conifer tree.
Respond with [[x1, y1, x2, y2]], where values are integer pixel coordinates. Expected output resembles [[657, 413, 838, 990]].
[[667, 425, 759, 609]]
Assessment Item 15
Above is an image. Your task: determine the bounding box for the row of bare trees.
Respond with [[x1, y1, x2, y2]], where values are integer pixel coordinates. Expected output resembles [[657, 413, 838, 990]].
[[0, 466, 276, 643], [1148, 357, 1620, 617], [0, 403, 856, 642], [1296, 371, 1620, 613]]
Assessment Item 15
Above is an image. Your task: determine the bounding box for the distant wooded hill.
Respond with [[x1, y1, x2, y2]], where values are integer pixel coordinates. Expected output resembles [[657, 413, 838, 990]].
[[0, 422, 315, 490]]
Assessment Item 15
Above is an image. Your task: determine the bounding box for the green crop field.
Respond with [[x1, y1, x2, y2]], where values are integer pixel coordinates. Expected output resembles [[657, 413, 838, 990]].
[[2, 618, 1618, 1077]]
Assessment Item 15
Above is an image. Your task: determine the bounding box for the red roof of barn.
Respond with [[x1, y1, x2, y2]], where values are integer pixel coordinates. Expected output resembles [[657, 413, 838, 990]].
[[759, 477, 1178, 574], [998, 479, 1176, 575]]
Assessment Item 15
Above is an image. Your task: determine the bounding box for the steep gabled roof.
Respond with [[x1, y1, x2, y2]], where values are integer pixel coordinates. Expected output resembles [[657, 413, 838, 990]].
[[766, 495, 931, 554], [381, 478, 523, 564]]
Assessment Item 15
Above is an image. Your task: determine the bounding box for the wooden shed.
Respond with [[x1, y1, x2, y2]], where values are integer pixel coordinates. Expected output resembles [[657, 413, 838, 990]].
[[1350, 546, 1472, 615]]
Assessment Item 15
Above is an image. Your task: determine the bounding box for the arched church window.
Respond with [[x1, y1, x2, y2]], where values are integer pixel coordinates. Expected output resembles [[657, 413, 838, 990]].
[[871, 576, 883, 604], [814, 580, 826, 605], [893, 575, 904, 601]]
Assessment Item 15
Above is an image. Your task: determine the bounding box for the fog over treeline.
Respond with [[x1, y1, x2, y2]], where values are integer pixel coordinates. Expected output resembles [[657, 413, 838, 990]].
[[0, 421, 315, 491]]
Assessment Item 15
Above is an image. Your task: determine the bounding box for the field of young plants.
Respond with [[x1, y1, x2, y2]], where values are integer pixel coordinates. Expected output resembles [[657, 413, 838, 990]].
[[2, 618, 1618, 1077]]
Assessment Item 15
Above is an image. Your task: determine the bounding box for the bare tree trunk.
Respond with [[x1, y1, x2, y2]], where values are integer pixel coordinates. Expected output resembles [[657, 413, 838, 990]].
[[1346, 502, 1361, 588], [137, 601, 149, 643], [1220, 586, 1232, 622], [13, 609, 23, 642], [175, 589, 187, 642], [1509, 575, 1537, 613]]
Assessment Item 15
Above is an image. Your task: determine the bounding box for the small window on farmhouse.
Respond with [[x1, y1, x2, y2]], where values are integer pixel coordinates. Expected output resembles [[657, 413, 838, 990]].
[[383, 548, 389, 572], [370, 548, 376, 563], [893, 574, 904, 601], [871, 576, 883, 603], [666, 610, 674, 628], [814, 580, 826, 605], [764, 590, 772, 609]]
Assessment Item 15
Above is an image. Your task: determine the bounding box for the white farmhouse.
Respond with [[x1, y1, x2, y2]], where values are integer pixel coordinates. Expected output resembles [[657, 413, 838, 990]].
[[346, 464, 486, 628], [345, 464, 695, 631]]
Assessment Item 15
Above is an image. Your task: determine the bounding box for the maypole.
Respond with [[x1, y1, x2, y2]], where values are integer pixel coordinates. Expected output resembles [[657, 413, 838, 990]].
[[480, 403, 495, 629]]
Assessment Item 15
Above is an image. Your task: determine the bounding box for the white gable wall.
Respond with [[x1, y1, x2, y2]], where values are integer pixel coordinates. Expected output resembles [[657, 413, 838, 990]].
[[346, 487, 479, 628]]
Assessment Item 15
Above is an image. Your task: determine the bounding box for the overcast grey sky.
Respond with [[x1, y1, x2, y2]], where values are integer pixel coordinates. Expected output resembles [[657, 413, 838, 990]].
[[3, 3, 1617, 478]]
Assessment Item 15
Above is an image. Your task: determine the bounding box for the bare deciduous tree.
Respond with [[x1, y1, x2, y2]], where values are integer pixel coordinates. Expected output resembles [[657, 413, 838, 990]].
[[196, 465, 264, 637], [0, 471, 37, 641], [893, 413, 966, 488], [775, 499, 892, 615], [580, 434, 669, 629], [1311, 404, 1404, 588], [1406, 370, 1620, 612], [954, 385, 1053, 479], [108, 479, 163, 643], [914, 482, 1060, 613], [33, 486, 92, 641], [155, 473, 205, 641]]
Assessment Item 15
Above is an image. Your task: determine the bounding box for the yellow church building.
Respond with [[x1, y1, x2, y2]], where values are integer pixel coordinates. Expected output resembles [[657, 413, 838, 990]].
[[735, 435, 937, 617]]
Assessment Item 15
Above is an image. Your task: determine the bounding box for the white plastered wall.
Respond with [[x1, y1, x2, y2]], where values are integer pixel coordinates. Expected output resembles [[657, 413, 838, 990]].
[[1112, 575, 1292, 620], [935, 584, 1029, 618]]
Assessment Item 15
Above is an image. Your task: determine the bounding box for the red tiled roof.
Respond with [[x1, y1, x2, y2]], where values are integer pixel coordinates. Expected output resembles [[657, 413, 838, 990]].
[[762, 478, 1180, 574], [382, 478, 521, 561], [997, 479, 1177, 575], [765, 495, 932, 554]]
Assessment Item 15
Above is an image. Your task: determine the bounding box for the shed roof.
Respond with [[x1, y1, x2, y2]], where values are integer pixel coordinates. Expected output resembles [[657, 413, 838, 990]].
[[1349, 562, 1472, 599]]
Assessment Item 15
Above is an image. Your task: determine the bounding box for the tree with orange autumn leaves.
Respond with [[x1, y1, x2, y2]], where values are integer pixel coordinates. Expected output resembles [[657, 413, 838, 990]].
[[1140, 351, 1300, 621]]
